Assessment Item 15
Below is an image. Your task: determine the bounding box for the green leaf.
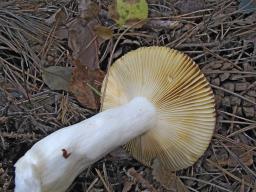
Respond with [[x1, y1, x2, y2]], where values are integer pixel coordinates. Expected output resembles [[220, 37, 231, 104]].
[[109, 0, 148, 27], [42, 66, 72, 91]]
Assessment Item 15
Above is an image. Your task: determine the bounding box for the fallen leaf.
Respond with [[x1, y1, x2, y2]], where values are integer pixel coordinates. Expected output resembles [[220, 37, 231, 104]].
[[55, 27, 69, 40], [78, 0, 100, 20], [93, 25, 113, 40], [69, 60, 105, 109], [67, 17, 106, 108], [122, 177, 134, 192], [45, 8, 67, 25], [68, 18, 100, 69], [218, 149, 254, 167], [152, 158, 176, 190], [176, 176, 189, 192], [42, 66, 72, 91], [152, 159, 188, 191], [109, 0, 148, 28], [44, 3, 107, 109]]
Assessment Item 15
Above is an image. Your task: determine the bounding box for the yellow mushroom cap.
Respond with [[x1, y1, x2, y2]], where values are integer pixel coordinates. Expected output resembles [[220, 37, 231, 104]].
[[102, 46, 216, 171]]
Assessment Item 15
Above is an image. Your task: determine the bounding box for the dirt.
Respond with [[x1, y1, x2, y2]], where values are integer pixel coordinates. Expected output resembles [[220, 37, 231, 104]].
[[0, 0, 256, 192]]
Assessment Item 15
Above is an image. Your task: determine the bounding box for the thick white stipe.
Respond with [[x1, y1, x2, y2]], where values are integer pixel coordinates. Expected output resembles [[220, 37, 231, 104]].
[[14, 97, 156, 192]]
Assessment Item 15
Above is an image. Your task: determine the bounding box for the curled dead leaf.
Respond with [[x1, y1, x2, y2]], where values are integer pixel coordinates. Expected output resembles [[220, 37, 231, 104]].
[[152, 159, 188, 191], [68, 18, 100, 70], [69, 61, 105, 109], [66, 13, 108, 108], [122, 177, 134, 192], [218, 148, 254, 167], [78, 0, 100, 20], [45, 8, 67, 25]]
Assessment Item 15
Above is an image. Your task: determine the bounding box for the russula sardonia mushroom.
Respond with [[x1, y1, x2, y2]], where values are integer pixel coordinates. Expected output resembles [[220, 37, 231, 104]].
[[14, 46, 216, 192]]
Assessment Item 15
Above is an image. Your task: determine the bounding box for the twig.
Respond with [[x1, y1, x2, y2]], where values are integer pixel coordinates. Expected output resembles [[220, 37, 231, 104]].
[[227, 124, 256, 137], [95, 169, 112, 192], [86, 178, 99, 192], [218, 110, 256, 123], [180, 176, 232, 192], [221, 143, 256, 179], [214, 134, 256, 151], [211, 84, 256, 105], [206, 159, 256, 189]]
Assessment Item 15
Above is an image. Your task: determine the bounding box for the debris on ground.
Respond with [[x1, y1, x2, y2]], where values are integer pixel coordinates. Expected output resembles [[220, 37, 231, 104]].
[[0, 0, 256, 191]]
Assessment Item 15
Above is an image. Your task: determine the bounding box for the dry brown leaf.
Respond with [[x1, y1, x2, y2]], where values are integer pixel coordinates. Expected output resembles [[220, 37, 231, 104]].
[[122, 177, 134, 192], [78, 0, 100, 20], [69, 60, 105, 109], [55, 27, 69, 40], [218, 148, 254, 167], [176, 176, 189, 192], [93, 25, 113, 40], [68, 18, 100, 70], [67, 15, 108, 108], [152, 159, 188, 191], [152, 159, 176, 189], [45, 8, 67, 25]]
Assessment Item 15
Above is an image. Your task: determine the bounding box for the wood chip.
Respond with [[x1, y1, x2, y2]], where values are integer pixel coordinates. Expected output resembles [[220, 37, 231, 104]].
[[219, 72, 230, 82], [211, 78, 220, 86], [243, 95, 256, 107], [223, 82, 235, 92], [222, 96, 231, 107], [230, 96, 241, 106], [247, 90, 256, 97], [235, 82, 249, 91], [221, 62, 233, 70], [242, 107, 255, 118]]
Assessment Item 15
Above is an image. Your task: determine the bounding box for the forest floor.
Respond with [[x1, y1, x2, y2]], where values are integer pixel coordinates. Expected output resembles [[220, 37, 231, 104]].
[[0, 0, 256, 191]]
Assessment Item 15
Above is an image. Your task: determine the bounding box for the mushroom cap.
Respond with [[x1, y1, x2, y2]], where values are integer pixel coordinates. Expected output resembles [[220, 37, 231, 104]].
[[102, 46, 216, 171]]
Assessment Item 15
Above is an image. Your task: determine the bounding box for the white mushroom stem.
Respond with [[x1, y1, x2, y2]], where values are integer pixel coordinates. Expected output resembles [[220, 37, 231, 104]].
[[14, 97, 156, 192]]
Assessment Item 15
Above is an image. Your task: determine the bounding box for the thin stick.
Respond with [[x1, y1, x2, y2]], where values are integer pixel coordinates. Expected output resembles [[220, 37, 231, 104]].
[[206, 159, 255, 189], [180, 176, 232, 192], [211, 84, 256, 105], [95, 169, 112, 192], [227, 124, 256, 137], [218, 110, 256, 123], [86, 178, 98, 192]]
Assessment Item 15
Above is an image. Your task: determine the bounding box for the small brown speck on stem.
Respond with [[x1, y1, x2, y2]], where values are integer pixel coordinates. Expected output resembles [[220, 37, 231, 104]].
[[62, 149, 71, 159]]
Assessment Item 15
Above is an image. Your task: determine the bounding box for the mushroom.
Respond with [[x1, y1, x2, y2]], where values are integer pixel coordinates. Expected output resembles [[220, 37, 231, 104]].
[[14, 46, 216, 192]]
